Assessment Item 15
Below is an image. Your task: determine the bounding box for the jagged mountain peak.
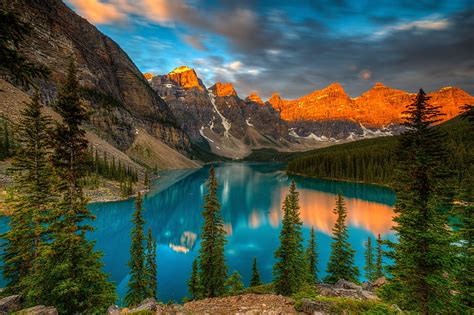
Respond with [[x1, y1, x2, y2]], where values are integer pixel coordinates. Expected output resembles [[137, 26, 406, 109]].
[[209, 82, 237, 97], [167, 66, 205, 90], [245, 92, 265, 105], [143, 73, 154, 81]]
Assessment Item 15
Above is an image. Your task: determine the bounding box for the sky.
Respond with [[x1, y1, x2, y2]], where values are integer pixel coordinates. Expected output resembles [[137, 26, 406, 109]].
[[65, 0, 474, 99]]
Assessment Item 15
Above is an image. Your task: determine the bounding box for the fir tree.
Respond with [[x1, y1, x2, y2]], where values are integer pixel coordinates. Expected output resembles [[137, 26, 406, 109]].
[[188, 259, 202, 300], [453, 103, 473, 310], [325, 194, 359, 284], [145, 227, 157, 300], [386, 89, 456, 314], [364, 237, 375, 281], [225, 271, 244, 295], [1, 93, 53, 294], [250, 257, 262, 287], [306, 227, 319, 283], [23, 61, 115, 314], [374, 234, 384, 279], [125, 192, 147, 306], [273, 181, 305, 295], [198, 167, 227, 297]]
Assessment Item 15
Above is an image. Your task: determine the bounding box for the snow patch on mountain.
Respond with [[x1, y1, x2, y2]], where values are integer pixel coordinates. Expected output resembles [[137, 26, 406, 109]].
[[208, 91, 231, 137]]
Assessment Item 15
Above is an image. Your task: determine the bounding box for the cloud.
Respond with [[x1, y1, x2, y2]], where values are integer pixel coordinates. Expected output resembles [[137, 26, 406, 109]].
[[374, 16, 451, 38], [359, 70, 372, 80], [181, 35, 207, 51], [68, 0, 125, 23]]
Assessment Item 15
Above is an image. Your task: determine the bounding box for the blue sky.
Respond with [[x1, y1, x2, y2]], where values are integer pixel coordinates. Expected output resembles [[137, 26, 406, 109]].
[[65, 0, 474, 99]]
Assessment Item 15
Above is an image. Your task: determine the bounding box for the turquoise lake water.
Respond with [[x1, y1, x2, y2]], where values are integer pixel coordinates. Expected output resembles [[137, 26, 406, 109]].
[[0, 163, 397, 303]]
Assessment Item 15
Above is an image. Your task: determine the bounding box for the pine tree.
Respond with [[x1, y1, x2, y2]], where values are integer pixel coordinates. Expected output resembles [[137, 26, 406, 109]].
[[22, 61, 115, 314], [1, 93, 53, 294], [145, 227, 157, 300], [225, 271, 244, 295], [325, 194, 359, 284], [386, 89, 456, 314], [198, 167, 227, 297], [273, 181, 305, 295], [306, 227, 319, 283], [125, 192, 147, 306], [374, 234, 384, 279], [250, 257, 262, 287], [364, 237, 375, 281], [188, 259, 202, 300]]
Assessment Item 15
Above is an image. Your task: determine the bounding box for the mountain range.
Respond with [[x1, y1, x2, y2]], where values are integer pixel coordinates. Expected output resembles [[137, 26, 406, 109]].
[[145, 67, 473, 158], [1, 0, 473, 165]]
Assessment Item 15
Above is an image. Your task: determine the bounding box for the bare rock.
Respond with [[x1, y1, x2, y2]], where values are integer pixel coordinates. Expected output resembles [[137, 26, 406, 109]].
[[301, 298, 331, 314], [15, 305, 58, 315], [0, 295, 22, 314], [106, 304, 121, 315], [129, 298, 159, 313], [334, 279, 362, 291]]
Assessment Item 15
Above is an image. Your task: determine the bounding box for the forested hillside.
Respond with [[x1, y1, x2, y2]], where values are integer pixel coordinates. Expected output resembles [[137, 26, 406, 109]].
[[287, 114, 473, 185]]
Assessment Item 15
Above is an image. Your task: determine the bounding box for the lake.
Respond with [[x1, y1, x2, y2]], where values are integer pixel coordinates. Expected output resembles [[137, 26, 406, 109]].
[[0, 163, 397, 304]]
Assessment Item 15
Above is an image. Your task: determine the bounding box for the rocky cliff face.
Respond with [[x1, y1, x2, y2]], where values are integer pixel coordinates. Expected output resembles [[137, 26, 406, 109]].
[[0, 0, 194, 168]]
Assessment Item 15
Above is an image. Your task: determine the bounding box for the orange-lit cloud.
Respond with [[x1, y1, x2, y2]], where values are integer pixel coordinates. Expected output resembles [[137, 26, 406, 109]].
[[67, 0, 191, 25], [68, 0, 125, 24]]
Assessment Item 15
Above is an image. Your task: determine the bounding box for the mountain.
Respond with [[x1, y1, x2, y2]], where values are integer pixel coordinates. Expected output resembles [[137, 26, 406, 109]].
[[148, 65, 473, 158], [272, 82, 473, 142], [0, 0, 198, 170], [245, 93, 265, 105], [276, 82, 473, 127], [149, 66, 304, 158]]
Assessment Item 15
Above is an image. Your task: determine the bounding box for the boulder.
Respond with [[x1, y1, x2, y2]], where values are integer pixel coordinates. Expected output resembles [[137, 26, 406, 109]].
[[129, 298, 159, 313], [372, 277, 387, 289], [301, 298, 331, 314], [0, 295, 22, 314], [106, 304, 121, 315], [334, 279, 362, 291], [15, 305, 58, 315]]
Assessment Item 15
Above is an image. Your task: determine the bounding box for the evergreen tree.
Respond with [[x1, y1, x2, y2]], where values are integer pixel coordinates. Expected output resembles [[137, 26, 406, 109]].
[[188, 259, 202, 300], [250, 257, 262, 287], [225, 271, 244, 295], [374, 234, 384, 279], [364, 237, 375, 281], [198, 167, 227, 297], [386, 89, 456, 314], [325, 194, 359, 284], [1, 93, 53, 294], [453, 103, 473, 310], [22, 61, 115, 314], [273, 181, 305, 295], [125, 192, 147, 306], [145, 227, 157, 300], [305, 227, 319, 283]]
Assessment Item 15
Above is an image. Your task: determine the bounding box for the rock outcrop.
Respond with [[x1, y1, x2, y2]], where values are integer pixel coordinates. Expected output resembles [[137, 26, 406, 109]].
[[245, 92, 265, 105], [0, 0, 194, 168], [167, 66, 205, 90], [0, 295, 22, 314], [210, 82, 238, 97]]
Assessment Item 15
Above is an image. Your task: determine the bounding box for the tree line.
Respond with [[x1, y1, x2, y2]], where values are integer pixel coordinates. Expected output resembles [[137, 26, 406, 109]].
[[287, 106, 473, 188]]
